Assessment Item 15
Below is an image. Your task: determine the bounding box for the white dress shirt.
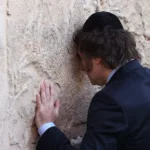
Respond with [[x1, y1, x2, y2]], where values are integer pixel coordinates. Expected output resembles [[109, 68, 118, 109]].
[[38, 122, 55, 136], [38, 66, 121, 136]]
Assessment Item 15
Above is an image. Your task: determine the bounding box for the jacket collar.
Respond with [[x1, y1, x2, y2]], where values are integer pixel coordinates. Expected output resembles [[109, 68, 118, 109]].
[[106, 60, 142, 86]]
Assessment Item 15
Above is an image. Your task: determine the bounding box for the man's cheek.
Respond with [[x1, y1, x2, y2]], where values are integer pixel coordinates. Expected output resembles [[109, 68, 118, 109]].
[[85, 63, 92, 73]]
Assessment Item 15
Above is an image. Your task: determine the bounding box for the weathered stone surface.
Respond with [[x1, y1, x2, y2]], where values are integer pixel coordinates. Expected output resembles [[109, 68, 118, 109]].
[[0, 0, 150, 149]]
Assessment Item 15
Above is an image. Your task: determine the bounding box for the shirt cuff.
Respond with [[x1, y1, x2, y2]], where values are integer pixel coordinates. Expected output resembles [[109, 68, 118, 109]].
[[38, 122, 55, 136]]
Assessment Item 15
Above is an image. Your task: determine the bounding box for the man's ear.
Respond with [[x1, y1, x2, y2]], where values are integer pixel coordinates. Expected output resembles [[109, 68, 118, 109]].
[[92, 58, 102, 65]]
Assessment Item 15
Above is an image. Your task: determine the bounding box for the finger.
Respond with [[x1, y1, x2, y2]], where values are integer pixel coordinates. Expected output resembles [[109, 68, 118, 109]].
[[38, 84, 41, 94], [54, 100, 60, 115], [44, 80, 50, 97], [40, 81, 46, 103], [36, 93, 41, 109], [49, 82, 55, 102], [54, 99, 60, 107]]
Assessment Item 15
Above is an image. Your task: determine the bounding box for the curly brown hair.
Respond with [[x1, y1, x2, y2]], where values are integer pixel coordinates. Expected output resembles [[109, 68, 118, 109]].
[[74, 26, 141, 69]]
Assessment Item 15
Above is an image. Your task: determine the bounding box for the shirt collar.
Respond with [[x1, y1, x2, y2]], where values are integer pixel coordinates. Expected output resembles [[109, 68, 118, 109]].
[[107, 59, 135, 83], [107, 65, 121, 83]]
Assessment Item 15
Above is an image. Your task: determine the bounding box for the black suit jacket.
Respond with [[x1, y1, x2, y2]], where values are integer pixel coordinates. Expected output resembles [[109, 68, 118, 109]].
[[36, 60, 150, 150]]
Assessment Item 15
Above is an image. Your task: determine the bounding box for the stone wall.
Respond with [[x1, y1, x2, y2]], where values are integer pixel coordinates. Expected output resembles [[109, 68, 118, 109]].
[[0, 0, 150, 149]]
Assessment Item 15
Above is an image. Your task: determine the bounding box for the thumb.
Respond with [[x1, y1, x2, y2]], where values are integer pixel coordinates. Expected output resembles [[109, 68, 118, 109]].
[[54, 100, 60, 114]]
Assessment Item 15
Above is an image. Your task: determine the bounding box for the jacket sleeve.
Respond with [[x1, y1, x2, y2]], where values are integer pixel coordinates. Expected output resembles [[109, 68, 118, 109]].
[[36, 91, 127, 150], [36, 126, 77, 150]]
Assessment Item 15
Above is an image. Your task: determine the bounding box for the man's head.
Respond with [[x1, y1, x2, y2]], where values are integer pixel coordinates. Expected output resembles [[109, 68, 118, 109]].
[[74, 12, 141, 85]]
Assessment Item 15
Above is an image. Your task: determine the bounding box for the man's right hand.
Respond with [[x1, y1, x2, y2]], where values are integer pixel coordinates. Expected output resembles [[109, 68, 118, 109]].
[[35, 81, 60, 129]]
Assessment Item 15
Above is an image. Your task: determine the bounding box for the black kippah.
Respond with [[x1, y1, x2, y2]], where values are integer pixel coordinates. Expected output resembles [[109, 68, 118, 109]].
[[82, 11, 123, 32]]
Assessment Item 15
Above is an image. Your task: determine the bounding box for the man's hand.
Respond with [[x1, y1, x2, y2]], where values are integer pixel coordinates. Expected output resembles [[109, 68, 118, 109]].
[[35, 81, 60, 128]]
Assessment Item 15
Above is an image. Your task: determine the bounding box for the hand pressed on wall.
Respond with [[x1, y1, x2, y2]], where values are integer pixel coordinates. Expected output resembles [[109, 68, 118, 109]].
[[35, 81, 60, 128]]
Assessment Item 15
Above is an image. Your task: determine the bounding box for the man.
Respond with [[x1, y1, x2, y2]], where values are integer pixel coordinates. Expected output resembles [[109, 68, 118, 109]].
[[35, 12, 150, 150]]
